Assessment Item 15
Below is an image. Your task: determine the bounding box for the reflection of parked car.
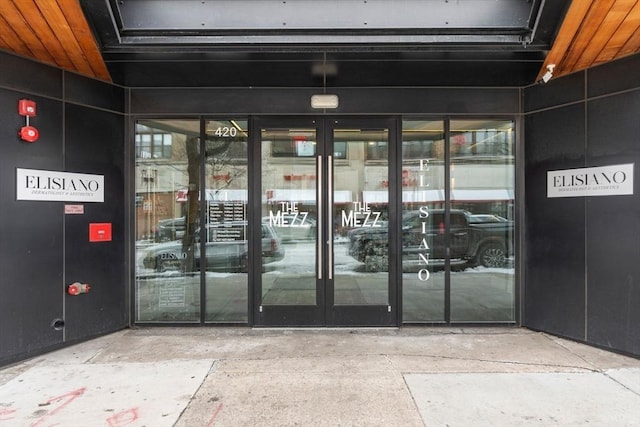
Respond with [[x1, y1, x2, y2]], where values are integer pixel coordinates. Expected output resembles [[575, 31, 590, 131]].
[[467, 214, 508, 223], [154, 217, 186, 242], [262, 213, 317, 241], [142, 221, 284, 272], [347, 209, 513, 271]]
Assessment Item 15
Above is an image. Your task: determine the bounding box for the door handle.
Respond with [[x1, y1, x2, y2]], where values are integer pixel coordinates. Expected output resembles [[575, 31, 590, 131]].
[[327, 155, 333, 280], [317, 155, 322, 280]]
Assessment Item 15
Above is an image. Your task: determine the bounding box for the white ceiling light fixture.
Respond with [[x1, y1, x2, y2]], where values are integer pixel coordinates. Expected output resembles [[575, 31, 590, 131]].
[[311, 94, 339, 109]]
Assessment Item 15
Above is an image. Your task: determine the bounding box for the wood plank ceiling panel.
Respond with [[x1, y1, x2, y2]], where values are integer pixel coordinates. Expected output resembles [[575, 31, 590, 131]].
[[574, 0, 635, 69], [618, 5, 640, 55], [620, 21, 640, 56], [36, 0, 95, 77], [12, 0, 76, 70], [539, 0, 640, 81], [0, 0, 111, 82], [57, 0, 111, 80], [595, 1, 640, 63], [0, 1, 57, 64], [561, 0, 617, 74], [0, 13, 33, 58]]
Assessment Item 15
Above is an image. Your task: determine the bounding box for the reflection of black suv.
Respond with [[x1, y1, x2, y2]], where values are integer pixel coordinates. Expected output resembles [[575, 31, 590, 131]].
[[347, 209, 513, 271]]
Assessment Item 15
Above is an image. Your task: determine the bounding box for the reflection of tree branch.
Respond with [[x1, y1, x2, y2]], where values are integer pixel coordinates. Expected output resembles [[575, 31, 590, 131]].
[[182, 136, 201, 272], [206, 139, 247, 197], [205, 138, 235, 157], [180, 135, 245, 272]]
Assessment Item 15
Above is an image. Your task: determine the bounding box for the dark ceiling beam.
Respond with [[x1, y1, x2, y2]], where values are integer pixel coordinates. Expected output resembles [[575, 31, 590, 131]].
[[84, 0, 566, 51], [79, 0, 569, 87]]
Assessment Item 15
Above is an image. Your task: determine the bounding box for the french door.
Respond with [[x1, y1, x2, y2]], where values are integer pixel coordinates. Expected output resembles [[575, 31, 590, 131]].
[[253, 117, 399, 326]]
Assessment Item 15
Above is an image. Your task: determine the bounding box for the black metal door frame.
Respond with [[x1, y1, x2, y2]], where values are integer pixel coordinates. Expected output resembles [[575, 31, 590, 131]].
[[251, 116, 400, 327]]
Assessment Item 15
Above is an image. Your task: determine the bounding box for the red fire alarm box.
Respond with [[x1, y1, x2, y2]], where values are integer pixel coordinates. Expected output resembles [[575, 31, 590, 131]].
[[18, 99, 37, 117], [89, 223, 112, 242]]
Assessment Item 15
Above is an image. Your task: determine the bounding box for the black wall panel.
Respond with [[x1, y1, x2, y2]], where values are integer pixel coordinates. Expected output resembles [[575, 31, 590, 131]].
[[107, 56, 540, 88], [524, 71, 584, 113], [524, 53, 640, 357], [587, 54, 640, 99], [0, 89, 65, 364], [63, 104, 126, 342], [130, 87, 520, 115], [65, 73, 125, 113], [0, 52, 126, 366], [585, 91, 640, 355], [524, 104, 586, 339], [130, 87, 319, 115], [329, 60, 539, 87], [333, 88, 520, 114], [0, 51, 62, 98], [111, 60, 321, 88]]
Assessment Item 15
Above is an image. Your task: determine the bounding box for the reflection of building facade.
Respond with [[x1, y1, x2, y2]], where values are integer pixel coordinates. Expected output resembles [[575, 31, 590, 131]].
[[138, 124, 515, 239]]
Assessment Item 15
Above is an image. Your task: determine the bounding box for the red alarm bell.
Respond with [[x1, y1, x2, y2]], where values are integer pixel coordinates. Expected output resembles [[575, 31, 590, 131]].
[[19, 126, 39, 143]]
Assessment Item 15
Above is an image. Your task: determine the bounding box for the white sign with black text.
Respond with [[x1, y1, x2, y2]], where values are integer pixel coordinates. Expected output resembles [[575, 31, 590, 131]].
[[547, 163, 634, 198], [16, 168, 105, 202]]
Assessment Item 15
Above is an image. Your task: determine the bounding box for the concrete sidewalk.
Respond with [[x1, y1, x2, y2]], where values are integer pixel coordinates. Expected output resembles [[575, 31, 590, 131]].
[[1, 327, 639, 426]]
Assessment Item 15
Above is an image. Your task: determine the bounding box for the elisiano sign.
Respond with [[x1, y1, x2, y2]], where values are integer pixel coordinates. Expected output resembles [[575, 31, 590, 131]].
[[16, 168, 104, 202], [547, 164, 634, 198]]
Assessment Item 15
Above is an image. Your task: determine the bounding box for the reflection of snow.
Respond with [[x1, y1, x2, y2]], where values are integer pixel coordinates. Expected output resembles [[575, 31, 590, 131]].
[[205, 272, 238, 278], [264, 241, 367, 276], [136, 239, 156, 248], [456, 266, 515, 275], [136, 239, 515, 279]]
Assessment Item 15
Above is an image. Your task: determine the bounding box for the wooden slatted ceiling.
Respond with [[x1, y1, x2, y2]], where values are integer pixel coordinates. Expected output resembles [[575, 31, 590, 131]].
[[539, 0, 640, 81], [0, 1, 639, 85], [0, 0, 111, 82]]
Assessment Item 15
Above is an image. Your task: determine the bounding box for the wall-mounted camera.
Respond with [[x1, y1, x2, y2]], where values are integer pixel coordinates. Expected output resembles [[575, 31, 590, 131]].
[[539, 64, 556, 84]]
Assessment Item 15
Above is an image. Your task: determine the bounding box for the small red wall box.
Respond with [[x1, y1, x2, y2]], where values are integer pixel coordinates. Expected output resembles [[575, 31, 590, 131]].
[[18, 99, 37, 117], [89, 223, 112, 242]]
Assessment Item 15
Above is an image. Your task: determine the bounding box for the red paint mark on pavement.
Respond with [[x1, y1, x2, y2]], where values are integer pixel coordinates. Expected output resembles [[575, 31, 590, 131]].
[[0, 408, 17, 421], [106, 407, 139, 426], [205, 403, 224, 427], [31, 387, 86, 427]]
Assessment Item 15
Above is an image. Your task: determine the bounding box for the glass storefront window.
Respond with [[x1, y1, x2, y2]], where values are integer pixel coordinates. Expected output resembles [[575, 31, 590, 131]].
[[134, 118, 249, 323], [204, 119, 249, 322], [450, 120, 515, 322], [135, 119, 201, 322], [401, 120, 446, 322], [134, 117, 516, 325], [402, 118, 516, 323]]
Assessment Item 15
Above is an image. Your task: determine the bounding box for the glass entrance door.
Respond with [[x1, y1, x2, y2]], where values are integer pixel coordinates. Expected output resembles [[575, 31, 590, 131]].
[[255, 118, 397, 326]]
